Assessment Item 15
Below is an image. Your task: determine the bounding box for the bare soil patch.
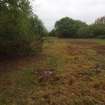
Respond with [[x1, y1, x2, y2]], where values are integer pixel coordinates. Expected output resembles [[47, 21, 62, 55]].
[[94, 45, 105, 55]]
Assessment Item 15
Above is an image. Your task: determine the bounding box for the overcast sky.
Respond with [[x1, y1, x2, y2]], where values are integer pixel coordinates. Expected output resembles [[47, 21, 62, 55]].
[[31, 0, 105, 31]]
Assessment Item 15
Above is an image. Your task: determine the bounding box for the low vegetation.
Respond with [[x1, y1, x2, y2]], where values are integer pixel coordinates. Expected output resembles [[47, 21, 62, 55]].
[[0, 38, 105, 105], [0, 0, 105, 104]]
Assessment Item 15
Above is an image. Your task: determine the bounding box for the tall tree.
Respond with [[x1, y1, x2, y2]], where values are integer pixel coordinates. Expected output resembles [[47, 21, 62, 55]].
[[54, 17, 87, 38], [95, 16, 105, 24], [55, 17, 75, 38], [91, 16, 105, 38]]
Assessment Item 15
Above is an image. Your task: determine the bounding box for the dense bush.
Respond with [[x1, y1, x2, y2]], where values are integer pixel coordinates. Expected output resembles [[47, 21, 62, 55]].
[[77, 26, 94, 38], [0, 0, 47, 56], [49, 29, 56, 37], [90, 24, 105, 38]]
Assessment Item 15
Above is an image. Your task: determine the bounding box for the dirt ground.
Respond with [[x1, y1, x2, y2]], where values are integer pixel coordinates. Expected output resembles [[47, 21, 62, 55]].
[[0, 38, 105, 105]]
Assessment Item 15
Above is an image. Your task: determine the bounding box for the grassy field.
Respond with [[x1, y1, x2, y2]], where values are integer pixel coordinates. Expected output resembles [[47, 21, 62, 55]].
[[0, 38, 105, 105]]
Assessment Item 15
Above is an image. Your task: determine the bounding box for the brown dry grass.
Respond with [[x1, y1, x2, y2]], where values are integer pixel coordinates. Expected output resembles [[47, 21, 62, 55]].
[[0, 38, 105, 105]]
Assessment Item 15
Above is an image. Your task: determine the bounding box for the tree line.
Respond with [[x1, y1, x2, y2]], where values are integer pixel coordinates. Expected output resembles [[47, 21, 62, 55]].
[[49, 16, 105, 38], [0, 0, 47, 56], [0, 0, 105, 56]]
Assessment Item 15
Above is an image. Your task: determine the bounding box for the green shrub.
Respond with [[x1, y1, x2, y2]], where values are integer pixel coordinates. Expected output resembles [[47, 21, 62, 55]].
[[0, 0, 47, 56]]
